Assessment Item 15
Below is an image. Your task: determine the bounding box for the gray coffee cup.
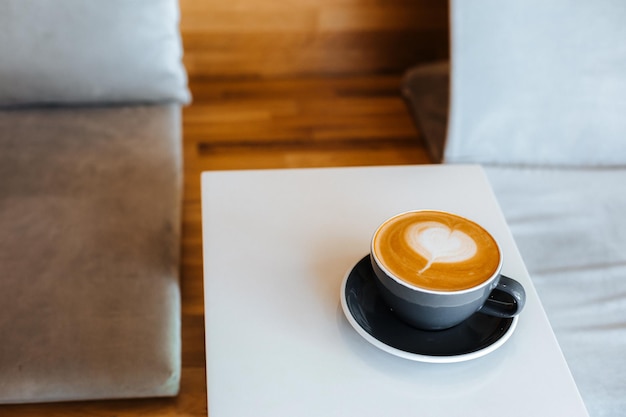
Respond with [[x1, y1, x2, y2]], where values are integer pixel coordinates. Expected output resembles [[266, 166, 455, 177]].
[[370, 210, 526, 330]]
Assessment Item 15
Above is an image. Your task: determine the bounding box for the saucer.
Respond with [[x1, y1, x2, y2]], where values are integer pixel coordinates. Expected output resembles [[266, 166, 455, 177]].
[[340, 255, 518, 363]]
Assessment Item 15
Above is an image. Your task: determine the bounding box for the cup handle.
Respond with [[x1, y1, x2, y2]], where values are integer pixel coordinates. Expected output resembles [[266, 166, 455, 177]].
[[478, 275, 526, 318]]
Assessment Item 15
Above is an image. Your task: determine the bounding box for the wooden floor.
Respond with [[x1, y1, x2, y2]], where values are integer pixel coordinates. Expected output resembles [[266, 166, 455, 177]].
[[1, 0, 445, 414]]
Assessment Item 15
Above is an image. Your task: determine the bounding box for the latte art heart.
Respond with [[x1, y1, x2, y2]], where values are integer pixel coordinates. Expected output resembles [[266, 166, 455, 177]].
[[373, 211, 501, 291], [406, 221, 477, 274]]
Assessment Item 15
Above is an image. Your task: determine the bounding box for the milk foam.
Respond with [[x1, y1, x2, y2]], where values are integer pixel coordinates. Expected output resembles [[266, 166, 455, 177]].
[[406, 221, 477, 274], [373, 211, 501, 291]]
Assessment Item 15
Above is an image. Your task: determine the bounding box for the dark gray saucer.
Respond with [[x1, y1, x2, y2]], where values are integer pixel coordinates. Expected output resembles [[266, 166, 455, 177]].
[[340, 255, 518, 363]]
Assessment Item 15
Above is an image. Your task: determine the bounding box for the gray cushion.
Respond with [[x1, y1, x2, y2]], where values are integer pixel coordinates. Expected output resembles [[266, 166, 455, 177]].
[[445, 0, 626, 167], [0, 105, 182, 402], [0, 0, 190, 106]]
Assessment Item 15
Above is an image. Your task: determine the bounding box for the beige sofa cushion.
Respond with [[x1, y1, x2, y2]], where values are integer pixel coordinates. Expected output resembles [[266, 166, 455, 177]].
[[0, 105, 182, 402]]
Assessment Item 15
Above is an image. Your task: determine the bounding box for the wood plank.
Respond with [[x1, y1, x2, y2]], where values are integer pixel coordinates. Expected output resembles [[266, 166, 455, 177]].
[[183, 31, 448, 78], [180, 0, 449, 78], [184, 75, 431, 173], [192, 141, 430, 171]]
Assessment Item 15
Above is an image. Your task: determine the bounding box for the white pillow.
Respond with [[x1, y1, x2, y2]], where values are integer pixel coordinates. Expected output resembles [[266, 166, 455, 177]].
[[0, 0, 190, 106], [445, 0, 626, 167]]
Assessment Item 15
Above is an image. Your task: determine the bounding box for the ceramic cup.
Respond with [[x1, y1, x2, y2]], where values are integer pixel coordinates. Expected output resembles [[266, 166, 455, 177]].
[[370, 210, 525, 330]]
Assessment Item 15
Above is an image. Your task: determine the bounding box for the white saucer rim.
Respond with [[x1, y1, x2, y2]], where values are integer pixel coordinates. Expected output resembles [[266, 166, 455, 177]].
[[340, 257, 519, 364]]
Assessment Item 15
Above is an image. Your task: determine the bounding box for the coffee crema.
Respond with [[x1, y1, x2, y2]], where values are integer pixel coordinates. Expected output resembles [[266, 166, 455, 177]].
[[372, 211, 501, 292]]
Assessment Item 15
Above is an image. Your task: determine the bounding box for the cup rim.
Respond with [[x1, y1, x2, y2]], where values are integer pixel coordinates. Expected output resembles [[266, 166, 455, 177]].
[[371, 209, 503, 295]]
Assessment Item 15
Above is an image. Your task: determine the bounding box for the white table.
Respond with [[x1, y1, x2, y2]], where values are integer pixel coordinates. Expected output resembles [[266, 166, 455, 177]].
[[202, 165, 589, 417]]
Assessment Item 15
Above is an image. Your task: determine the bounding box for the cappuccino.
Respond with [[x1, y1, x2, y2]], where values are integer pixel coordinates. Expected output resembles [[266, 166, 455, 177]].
[[372, 211, 500, 292]]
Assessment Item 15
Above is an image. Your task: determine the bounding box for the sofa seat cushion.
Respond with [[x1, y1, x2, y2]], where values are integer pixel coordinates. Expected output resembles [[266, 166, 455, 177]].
[[0, 105, 182, 403], [485, 166, 626, 417]]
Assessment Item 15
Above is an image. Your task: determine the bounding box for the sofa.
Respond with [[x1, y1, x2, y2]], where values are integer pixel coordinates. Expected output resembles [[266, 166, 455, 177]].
[[402, 1, 626, 416], [0, 0, 190, 403]]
